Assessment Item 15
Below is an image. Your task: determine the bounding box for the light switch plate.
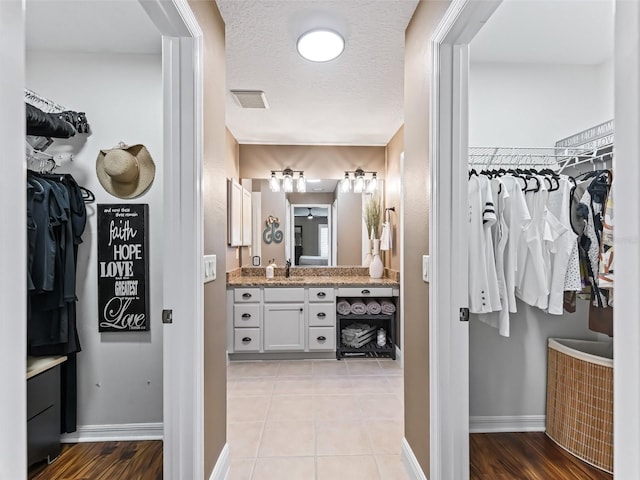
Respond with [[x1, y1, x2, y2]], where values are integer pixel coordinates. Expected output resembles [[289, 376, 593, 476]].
[[422, 255, 430, 283], [204, 254, 216, 283]]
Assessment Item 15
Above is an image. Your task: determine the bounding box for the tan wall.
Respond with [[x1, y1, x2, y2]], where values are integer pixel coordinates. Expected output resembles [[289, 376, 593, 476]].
[[404, 0, 451, 474], [226, 128, 242, 270], [385, 126, 403, 271], [189, 1, 228, 477], [239, 144, 386, 179], [259, 181, 288, 265]]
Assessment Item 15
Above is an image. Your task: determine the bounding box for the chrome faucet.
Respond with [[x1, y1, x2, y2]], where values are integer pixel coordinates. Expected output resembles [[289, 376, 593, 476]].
[[285, 259, 292, 278]]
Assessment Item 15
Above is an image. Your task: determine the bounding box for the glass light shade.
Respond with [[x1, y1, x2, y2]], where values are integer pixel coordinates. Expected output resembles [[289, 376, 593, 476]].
[[283, 173, 293, 193], [367, 173, 378, 193], [297, 29, 345, 62], [270, 172, 280, 192], [354, 175, 365, 193], [341, 174, 351, 193], [297, 173, 306, 192]]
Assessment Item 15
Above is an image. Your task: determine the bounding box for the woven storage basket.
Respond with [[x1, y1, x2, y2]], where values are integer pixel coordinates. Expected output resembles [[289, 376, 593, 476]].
[[546, 338, 613, 474]]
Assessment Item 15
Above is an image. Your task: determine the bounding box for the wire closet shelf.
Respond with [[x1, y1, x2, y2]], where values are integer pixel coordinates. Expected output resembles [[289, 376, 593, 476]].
[[469, 144, 614, 173]]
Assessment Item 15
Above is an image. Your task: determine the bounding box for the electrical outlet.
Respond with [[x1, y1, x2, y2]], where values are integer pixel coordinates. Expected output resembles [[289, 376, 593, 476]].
[[204, 255, 216, 283]]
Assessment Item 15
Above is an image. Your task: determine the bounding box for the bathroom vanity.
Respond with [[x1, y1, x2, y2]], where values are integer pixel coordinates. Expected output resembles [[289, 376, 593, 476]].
[[226, 267, 399, 360]]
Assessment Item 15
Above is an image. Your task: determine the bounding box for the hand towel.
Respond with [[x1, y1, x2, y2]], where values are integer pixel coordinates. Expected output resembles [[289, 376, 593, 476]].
[[380, 222, 392, 251], [350, 299, 367, 315], [337, 299, 351, 315], [365, 299, 382, 314], [380, 300, 396, 315]]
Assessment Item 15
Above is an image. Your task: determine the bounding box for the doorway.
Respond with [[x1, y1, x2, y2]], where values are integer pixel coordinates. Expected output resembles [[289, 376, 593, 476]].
[[430, 0, 639, 478]]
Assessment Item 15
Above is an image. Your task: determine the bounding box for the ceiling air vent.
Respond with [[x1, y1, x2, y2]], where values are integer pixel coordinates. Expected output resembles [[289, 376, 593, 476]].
[[230, 90, 269, 109]]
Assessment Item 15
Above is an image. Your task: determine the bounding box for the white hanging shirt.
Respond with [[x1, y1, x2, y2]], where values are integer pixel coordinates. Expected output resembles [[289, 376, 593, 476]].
[[545, 176, 579, 314], [468, 175, 501, 314], [516, 177, 550, 308], [478, 177, 511, 336], [500, 176, 531, 313]]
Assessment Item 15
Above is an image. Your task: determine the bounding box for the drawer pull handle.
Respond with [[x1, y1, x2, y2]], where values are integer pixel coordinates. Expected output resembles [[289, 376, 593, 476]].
[[241, 313, 251, 318], [242, 293, 252, 298], [361, 289, 370, 294], [317, 336, 326, 341], [300, 308, 304, 312], [317, 312, 326, 318], [242, 337, 252, 343], [317, 292, 327, 297]]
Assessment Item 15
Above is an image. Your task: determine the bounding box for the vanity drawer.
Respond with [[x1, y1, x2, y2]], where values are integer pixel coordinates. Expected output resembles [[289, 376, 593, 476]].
[[234, 288, 260, 303], [233, 304, 260, 328], [308, 304, 336, 327], [264, 287, 305, 303], [234, 328, 261, 352], [337, 287, 393, 297], [308, 327, 335, 351], [308, 287, 335, 302]]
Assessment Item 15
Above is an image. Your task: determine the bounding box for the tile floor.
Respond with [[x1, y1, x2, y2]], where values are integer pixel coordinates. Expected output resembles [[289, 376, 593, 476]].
[[227, 358, 408, 480]]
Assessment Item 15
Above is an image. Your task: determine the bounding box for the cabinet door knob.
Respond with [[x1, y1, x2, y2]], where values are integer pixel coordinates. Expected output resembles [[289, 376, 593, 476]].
[[317, 336, 326, 341], [317, 312, 326, 318], [317, 292, 326, 297], [300, 308, 304, 312], [361, 289, 370, 294], [242, 313, 251, 318], [242, 293, 252, 298], [242, 337, 252, 342]]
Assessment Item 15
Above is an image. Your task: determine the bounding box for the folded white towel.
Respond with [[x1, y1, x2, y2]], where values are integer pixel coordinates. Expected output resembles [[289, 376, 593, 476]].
[[380, 222, 392, 251]]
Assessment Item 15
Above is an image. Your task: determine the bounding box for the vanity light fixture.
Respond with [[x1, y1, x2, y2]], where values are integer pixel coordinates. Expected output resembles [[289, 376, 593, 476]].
[[341, 168, 379, 194], [269, 168, 307, 193], [297, 29, 345, 62]]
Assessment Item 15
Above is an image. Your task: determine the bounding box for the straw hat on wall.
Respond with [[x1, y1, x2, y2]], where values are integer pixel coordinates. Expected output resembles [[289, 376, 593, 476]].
[[96, 143, 155, 199]]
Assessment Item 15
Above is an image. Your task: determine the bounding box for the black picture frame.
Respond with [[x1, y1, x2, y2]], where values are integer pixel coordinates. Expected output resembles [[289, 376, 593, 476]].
[[97, 204, 150, 332]]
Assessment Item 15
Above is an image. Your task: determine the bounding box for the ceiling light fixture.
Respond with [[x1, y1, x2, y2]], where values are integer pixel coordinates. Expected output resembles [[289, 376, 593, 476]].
[[307, 208, 313, 220], [297, 29, 345, 62]]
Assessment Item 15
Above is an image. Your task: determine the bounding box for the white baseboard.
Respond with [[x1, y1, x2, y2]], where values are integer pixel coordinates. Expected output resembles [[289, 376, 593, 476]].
[[469, 415, 546, 433], [401, 437, 428, 480], [60, 422, 163, 443], [208, 443, 230, 480]]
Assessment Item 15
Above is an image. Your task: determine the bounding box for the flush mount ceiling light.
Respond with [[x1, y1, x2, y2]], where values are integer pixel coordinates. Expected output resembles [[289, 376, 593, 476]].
[[297, 29, 345, 62]]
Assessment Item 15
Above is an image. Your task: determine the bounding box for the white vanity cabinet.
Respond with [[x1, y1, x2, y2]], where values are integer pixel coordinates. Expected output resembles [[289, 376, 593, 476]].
[[227, 285, 337, 357]]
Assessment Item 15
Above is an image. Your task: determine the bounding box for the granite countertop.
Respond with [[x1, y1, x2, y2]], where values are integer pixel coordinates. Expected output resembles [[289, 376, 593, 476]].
[[227, 266, 400, 288]]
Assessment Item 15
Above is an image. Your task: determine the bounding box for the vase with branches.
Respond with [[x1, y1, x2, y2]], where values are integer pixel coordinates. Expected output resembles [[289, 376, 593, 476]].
[[364, 195, 383, 278]]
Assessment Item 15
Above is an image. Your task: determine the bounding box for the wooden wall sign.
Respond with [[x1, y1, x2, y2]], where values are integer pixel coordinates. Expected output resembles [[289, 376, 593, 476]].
[[97, 204, 150, 332]]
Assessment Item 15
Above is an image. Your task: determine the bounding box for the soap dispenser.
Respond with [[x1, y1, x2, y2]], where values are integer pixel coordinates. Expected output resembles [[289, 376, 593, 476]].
[[265, 260, 275, 279]]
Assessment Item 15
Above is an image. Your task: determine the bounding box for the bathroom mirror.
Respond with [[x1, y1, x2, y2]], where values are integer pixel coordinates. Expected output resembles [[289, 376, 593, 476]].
[[245, 178, 382, 267]]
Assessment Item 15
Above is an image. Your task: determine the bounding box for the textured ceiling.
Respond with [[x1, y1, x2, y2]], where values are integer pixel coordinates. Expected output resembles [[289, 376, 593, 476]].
[[216, 0, 419, 146], [471, 0, 614, 65]]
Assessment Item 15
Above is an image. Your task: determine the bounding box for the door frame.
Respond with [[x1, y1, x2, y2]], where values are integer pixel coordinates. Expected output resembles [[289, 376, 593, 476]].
[[139, 1, 204, 478], [0, 1, 27, 478], [428, 1, 500, 479], [431, 0, 640, 478]]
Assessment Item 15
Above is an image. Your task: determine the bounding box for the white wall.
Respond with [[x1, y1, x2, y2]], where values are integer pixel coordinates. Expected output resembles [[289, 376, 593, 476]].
[[26, 51, 164, 426], [468, 61, 613, 418]]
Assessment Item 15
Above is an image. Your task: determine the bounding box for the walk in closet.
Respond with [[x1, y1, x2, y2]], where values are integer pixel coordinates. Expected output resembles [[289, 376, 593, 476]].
[[467, 1, 614, 477], [24, 1, 165, 475]]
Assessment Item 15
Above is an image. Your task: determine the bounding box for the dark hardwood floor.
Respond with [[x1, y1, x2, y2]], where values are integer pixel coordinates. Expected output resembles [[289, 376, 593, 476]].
[[471, 432, 613, 480], [28, 441, 162, 480]]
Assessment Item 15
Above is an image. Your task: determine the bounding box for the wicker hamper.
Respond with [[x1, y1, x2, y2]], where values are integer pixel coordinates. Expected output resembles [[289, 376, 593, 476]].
[[546, 338, 613, 474]]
